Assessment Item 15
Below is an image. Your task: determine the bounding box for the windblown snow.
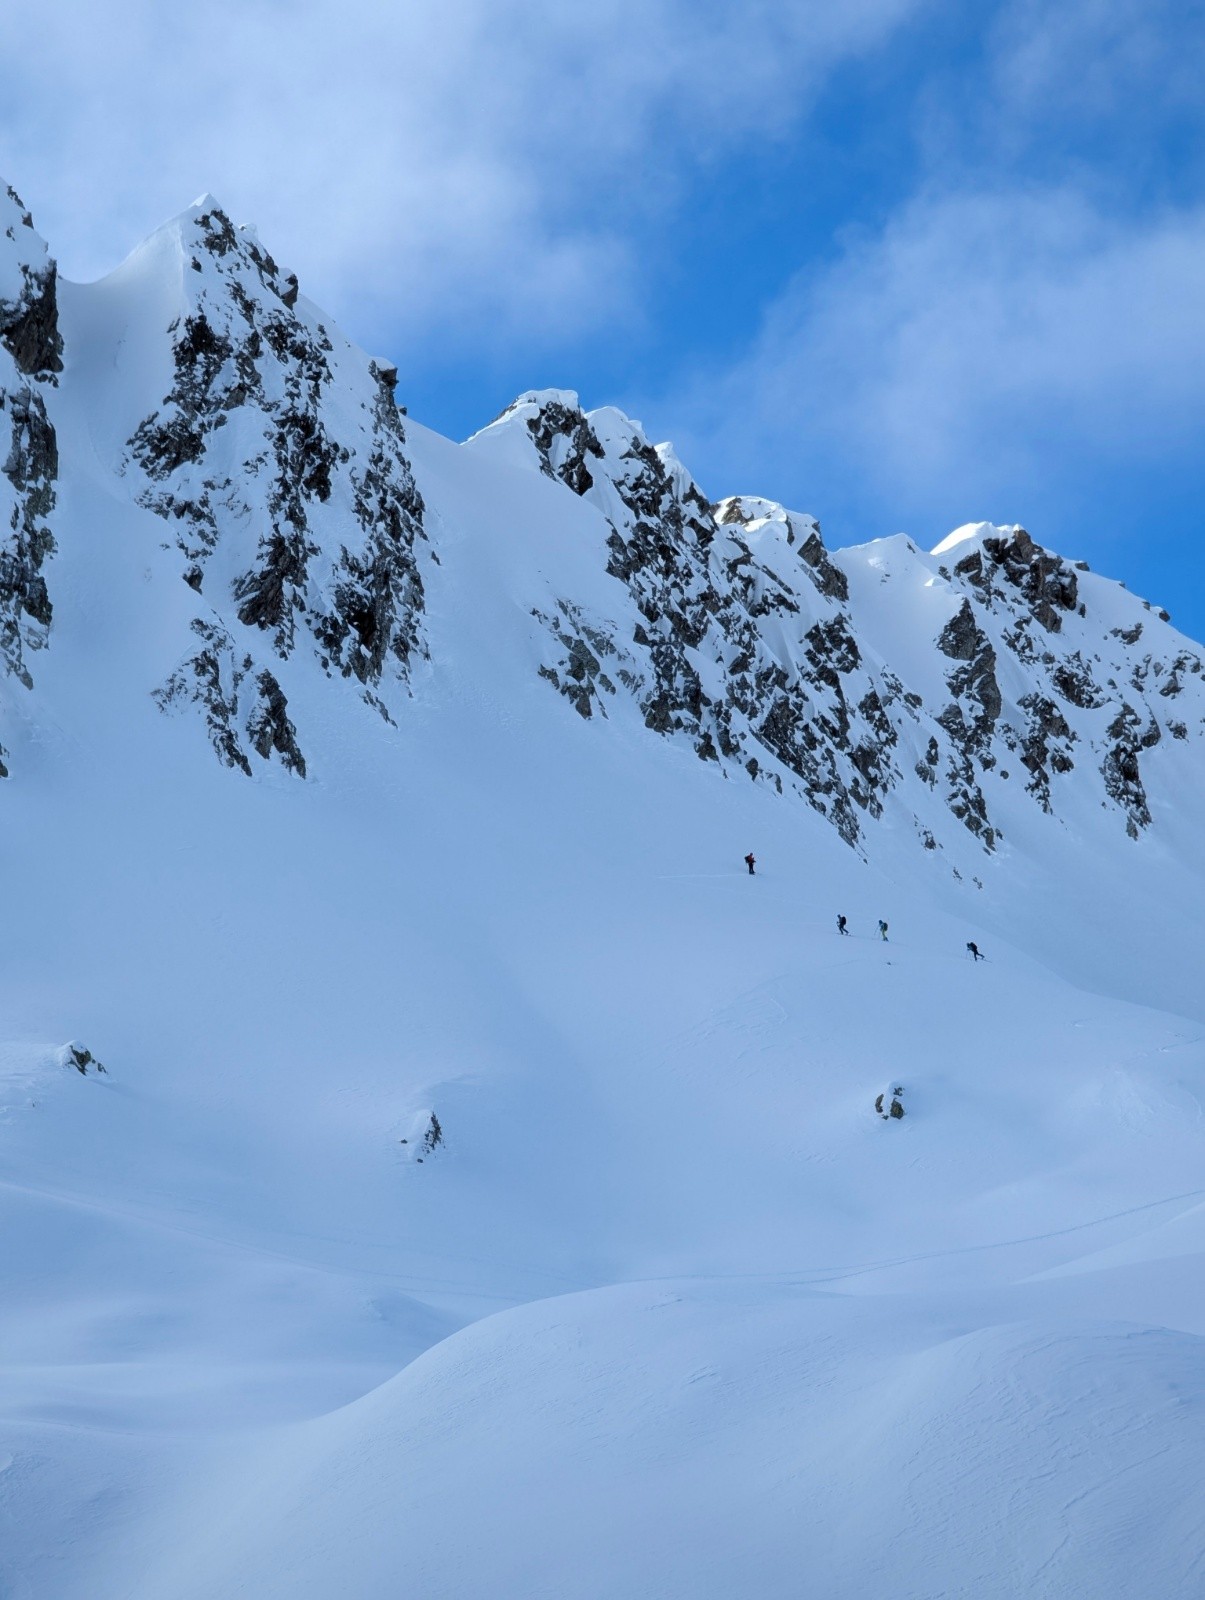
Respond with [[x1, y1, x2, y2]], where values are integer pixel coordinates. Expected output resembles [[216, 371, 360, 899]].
[[4, 179, 1205, 1599]]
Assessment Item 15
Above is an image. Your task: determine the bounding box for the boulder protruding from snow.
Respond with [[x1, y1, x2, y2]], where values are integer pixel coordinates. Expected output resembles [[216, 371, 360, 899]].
[[875, 1085, 905, 1120], [59, 1042, 107, 1076], [399, 1109, 444, 1164]]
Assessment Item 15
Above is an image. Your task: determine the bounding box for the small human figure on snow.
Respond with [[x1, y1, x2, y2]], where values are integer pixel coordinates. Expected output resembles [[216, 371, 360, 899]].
[[967, 941, 984, 961], [837, 914, 849, 936], [744, 852, 756, 876], [878, 920, 889, 941]]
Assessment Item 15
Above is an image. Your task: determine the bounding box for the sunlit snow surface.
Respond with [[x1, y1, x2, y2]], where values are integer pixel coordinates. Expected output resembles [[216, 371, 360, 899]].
[[4, 242, 1205, 1597]]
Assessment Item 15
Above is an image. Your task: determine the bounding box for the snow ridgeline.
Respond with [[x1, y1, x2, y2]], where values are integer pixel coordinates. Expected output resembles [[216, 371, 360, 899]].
[[470, 390, 1199, 855], [2, 182, 1204, 869]]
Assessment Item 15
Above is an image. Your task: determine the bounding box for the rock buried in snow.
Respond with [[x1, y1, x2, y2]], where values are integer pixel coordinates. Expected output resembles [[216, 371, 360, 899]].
[[399, 1109, 443, 1163], [875, 1085, 905, 1119], [59, 1041, 107, 1076]]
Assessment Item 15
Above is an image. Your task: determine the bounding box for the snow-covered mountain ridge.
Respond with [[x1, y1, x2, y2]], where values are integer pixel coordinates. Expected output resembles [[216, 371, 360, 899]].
[[6, 178, 1205, 1599], [471, 391, 1198, 857], [4, 181, 1202, 872]]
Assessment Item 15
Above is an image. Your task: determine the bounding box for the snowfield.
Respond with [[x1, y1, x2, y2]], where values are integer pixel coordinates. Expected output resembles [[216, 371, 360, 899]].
[[4, 183, 1205, 1597]]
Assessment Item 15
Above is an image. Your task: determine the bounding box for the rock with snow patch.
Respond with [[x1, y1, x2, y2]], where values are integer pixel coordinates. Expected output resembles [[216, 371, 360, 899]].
[[0, 182, 60, 752], [875, 1085, 905, 1119]]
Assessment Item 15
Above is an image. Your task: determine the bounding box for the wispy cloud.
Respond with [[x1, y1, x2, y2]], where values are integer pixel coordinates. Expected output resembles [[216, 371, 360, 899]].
[[650, 0, 1205, 570], [0, 0, 919, 351], [676, 187, 1205, 506]]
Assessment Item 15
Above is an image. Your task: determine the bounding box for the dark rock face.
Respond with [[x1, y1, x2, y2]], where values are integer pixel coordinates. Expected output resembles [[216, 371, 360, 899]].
[[60, 1041, 107, 1075], [0, 269, 63, 379], [935, 600, 1003, 847], [246, 669, 307, 775], [957, 527, 1079, 632], [875, 1086, 905, 1119], [1051, 653, 1105, 710], [0, 185, 63, 379], [1016, 694, 1075, 810], [532, 599, 631, 720], [0, 184, 61, 772], [1101, 704, 1153, 838], [479, 397, 1205, 858], [120, 201, 428, 772], [522, 392, 604, 495], [939, 601, 1002, 734], [154, 619, 306, 778], [0, 382, 57, 689], [485, 397, 910, 850]]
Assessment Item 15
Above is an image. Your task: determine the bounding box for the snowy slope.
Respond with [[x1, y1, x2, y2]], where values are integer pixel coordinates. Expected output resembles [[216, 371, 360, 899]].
[[4, 180, 1205, 1598]]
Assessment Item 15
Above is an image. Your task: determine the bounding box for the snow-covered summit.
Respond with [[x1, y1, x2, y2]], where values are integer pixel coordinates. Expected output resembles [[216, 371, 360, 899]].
[[931, 518, 1001, 556]]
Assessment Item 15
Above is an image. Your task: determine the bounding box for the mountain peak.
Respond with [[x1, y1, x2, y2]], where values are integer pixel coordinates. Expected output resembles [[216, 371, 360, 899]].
[[1, 180, 62, 378]]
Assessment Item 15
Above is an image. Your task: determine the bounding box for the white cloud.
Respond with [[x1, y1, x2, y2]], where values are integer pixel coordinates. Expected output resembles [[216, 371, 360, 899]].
[[987, 0, 1204, 127], [0, 0, 919, 352], [655, 186, 1205, 534]]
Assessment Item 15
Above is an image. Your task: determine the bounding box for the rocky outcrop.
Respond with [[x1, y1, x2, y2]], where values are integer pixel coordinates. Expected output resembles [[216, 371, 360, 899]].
[[714, 496, 848, 604], [125, 201, 427, 763], [934, 600, 1003, 849], [59, 1042, 107, 1076], [533, 598, 637, 720], [0, 184, 63, 379], [472, 398, 917, 851], [0, 381, 56, 688], [398, 1109, 444, 1164], [518, 390, 604, 494], [1101, 704, 1154, 838], [1016, 694, 1075, 810], [153, 619, 306, 778], [954, 526, 1079, 632], [875, 1085, 906, 1119], [0, 184, 61, 773], [421, 1112, 443, 1155], [474, 400, 1205, 860]]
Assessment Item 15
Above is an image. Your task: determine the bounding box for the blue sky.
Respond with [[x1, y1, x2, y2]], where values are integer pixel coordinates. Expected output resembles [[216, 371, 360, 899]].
[[5, 0, 1205, 637]]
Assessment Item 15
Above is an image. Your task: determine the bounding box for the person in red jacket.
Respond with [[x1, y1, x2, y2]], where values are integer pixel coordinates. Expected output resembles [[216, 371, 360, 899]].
[[744, 852, 756, 875]]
